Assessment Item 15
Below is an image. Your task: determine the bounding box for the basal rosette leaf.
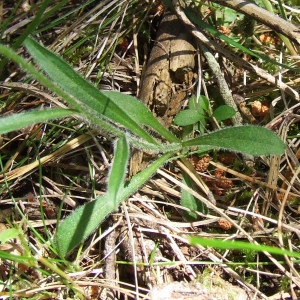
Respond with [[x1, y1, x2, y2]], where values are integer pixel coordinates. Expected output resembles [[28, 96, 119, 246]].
[[182, 126, 285, 155]]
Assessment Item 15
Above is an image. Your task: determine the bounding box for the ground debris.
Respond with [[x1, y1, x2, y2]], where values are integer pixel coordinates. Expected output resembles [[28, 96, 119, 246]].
[[150, 280, 251, 300]]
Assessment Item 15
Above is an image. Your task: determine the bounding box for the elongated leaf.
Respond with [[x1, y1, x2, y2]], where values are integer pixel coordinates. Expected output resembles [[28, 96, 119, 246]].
[[55, 152, 173, 257], [108, 136, 129, 208], [182, 126, 285, 155], [0, 250, 35, 263], [181, 172, 207, 221], [189, 236, 300, 259], [55, 193, 114, 257], [0, 44, 179, 153], [23, 37, 158, 145], [0, 44, 129, 141], [102, 91, 179, 143], [0, 108, 76, 134]]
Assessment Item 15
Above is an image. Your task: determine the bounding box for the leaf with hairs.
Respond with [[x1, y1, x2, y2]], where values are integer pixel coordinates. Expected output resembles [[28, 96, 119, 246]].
[[55, 152, 173, 257], [23, 37, 158, 145], [108, 136, 129, 208], [0, 108, 76, 134], [182, 126, 285, 155]]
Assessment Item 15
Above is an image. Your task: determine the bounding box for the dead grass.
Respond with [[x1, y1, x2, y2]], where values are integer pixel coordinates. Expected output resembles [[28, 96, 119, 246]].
[[1, 0, 300, 299]]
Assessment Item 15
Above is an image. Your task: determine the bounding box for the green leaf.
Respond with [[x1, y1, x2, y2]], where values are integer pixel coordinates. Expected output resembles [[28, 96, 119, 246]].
[[55, 152, 173, 257], [185, 8, 299, 73], [0, 42, 180, 153], [181, 172, 207, 221], [102, 91, 179, 143], [0, 228, 19, 244], [108, 136, 129, 208], [0, 0, 52, 73], [189, 236, 300, 259], [189, 95, 210, 114], [0, 108, 76, 134], [221, 7, 238, 24], [199, 95, 210, 113], [182, 126, 285, 155], [0, 250, 35, 263], [0, 44, 125, 141], [23, 37, 158, 145], [55, 193, 114, 258], [188, 95, 198, 110], [212, 105, 236, 122], [173, 109, 203, 126]]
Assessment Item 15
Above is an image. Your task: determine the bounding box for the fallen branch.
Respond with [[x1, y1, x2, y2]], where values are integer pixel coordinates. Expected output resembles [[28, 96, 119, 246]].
[[212, 0, 300, 45], [172, 0, 300, 101]]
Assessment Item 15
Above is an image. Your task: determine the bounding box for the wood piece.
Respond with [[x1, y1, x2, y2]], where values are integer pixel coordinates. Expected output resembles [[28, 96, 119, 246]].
[[212, 0, 300, 45], [173, 2, 300, 101], [130, 11, 196, 176], [139, 10, 196, 127]]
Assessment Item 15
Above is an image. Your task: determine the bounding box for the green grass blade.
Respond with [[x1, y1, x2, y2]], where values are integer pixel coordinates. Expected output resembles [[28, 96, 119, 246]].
[[0, 0, 51, 73], [277, 0, 287, 20], [39, 0, 77, 24], [182, 126, 286, 155], [185, 8, 300, 73], [0, 250, 35, 264], [55, 152, 173, 257], [108, 135, 130, 208], [12, 0, 52, 50], [0, 108, 77, 134], [35, 1, 95, 35], [0, 0, 22, 39], [23, 37, 159, 145], [190, 236, 300, 259]]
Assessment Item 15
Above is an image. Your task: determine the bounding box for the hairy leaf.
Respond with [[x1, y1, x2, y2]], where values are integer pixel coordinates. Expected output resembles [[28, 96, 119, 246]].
[[182, 126, 285, 155], [0, 228, 19, 244], [181, 172, 207, 221], [108, 136, 129, 208], [102, 91, 179, 143], [0, 108, 76, 134], [23, 37, 158, 145], [55, 152, 173, 257]]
